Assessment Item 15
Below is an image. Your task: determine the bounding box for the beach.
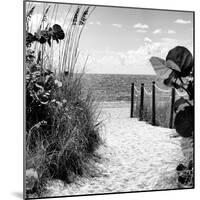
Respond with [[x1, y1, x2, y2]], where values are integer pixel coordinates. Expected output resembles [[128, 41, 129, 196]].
[[45, 102, 185, 197]]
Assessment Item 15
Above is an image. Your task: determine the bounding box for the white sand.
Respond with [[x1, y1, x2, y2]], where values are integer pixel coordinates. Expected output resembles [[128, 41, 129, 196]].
[[46, 102, 185, 197]]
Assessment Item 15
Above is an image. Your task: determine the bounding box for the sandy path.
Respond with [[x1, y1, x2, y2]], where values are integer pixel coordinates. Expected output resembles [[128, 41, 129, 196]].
[[46, 102, 185, 196]]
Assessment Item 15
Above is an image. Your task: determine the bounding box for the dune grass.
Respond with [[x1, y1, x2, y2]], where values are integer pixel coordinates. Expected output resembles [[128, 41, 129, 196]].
[[25, 3, 102, 198]]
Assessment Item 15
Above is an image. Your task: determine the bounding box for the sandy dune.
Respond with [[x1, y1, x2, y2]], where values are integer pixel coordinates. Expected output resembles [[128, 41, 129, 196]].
[[46, 102, 185, 197]]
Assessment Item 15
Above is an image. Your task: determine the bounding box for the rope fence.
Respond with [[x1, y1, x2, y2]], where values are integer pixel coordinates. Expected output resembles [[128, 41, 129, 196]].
[[133, 84, 188, 97], [134, 85, 140, 93], [130, 81, 188, 128], [144, 87, 152, 96]]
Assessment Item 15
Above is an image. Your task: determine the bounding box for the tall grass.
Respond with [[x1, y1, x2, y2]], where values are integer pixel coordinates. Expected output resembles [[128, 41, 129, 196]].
[[25, 2, 102, 198]]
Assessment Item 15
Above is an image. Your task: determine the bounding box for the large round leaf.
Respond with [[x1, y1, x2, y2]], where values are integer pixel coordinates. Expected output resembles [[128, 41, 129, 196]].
[[149, 57, 172, 79], [166, 46, 193, 77], [174, 106, 194, 137], [52, 24, 65, 40], [26, 32, 35, 46], [39, 30, 49, 44], [163, 71, 177, 87], [173, 97, 188, 113]]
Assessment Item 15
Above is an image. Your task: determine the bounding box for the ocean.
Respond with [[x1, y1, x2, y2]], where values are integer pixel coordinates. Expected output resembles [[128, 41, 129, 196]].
[[82, 74, 159, 102]]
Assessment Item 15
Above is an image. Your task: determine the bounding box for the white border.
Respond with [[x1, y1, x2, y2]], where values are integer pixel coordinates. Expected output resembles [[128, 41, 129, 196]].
[[0, 0, 199, 199]]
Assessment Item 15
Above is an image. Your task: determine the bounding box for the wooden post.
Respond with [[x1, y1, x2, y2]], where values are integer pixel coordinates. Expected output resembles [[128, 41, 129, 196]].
[[169, 87, 175, 128], [139, 83, 144, 121], [130, 83, 134, 118], [152, 81, 156, 126]]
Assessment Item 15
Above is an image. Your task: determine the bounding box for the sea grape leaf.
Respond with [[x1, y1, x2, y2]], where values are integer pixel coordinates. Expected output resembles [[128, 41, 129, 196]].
[[176, 163, 187, 171], [166, 59, 181, 72], [172, 82, 182, 89], [149, 57, 172, 79], [174, 106, 194, 137], [173, 97, 188, 113], [40, 30, 49, 39], [26, 32, 35, 47], [52, 24, 65, 40], [166, 46, 193, 77], [28, 24, 65, 46], [163, 71, 177, 87]]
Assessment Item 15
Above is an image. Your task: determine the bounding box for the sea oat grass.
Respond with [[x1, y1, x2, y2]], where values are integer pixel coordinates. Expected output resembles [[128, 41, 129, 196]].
[[25, 3, 101, 198]]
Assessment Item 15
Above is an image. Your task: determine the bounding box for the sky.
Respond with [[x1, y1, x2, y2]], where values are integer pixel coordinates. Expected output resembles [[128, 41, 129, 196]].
[[26, 2, 194, 75]]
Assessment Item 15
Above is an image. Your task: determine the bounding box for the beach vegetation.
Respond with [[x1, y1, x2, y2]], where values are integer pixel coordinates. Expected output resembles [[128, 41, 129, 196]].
[[150, 46, 194, 188], [25, 4, 102, 197]]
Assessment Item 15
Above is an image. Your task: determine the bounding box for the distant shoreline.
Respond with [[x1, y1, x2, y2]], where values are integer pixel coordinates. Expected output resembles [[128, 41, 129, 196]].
[[81, 74, 158, 102]]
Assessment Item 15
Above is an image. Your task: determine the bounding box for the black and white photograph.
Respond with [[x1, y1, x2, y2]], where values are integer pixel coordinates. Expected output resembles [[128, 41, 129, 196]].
[[24, 0, 194, 199]]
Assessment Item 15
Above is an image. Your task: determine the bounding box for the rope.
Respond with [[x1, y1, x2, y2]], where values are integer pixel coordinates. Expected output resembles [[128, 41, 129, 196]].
[[133, 83, 188, 97], [144, 87, 152, 96], [155, 84, 171, 93], [175, 89, 188, 97], [134, 85, 140, 93]]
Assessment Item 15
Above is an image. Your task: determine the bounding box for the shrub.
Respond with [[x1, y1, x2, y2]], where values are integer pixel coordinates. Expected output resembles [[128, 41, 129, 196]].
[[150, 46, 194, 188], [150, 46, 194, 137]]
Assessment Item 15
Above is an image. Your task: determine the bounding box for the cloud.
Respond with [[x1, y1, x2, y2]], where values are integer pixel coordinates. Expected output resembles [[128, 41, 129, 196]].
[[77, 47, 155, 74], [144, 37, 152, 43], [174, 19, 191, 24], [160, 38, 177, 43], [77, 37, 193, 75], [136, 29, 147, 33], [134, 23, 149, 29], [168, 29, 176, 34], [81, 50, 156, 74], [96, 21, 102, 25], [152, 29, 162, 34], [112, 23, 122, 28]]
